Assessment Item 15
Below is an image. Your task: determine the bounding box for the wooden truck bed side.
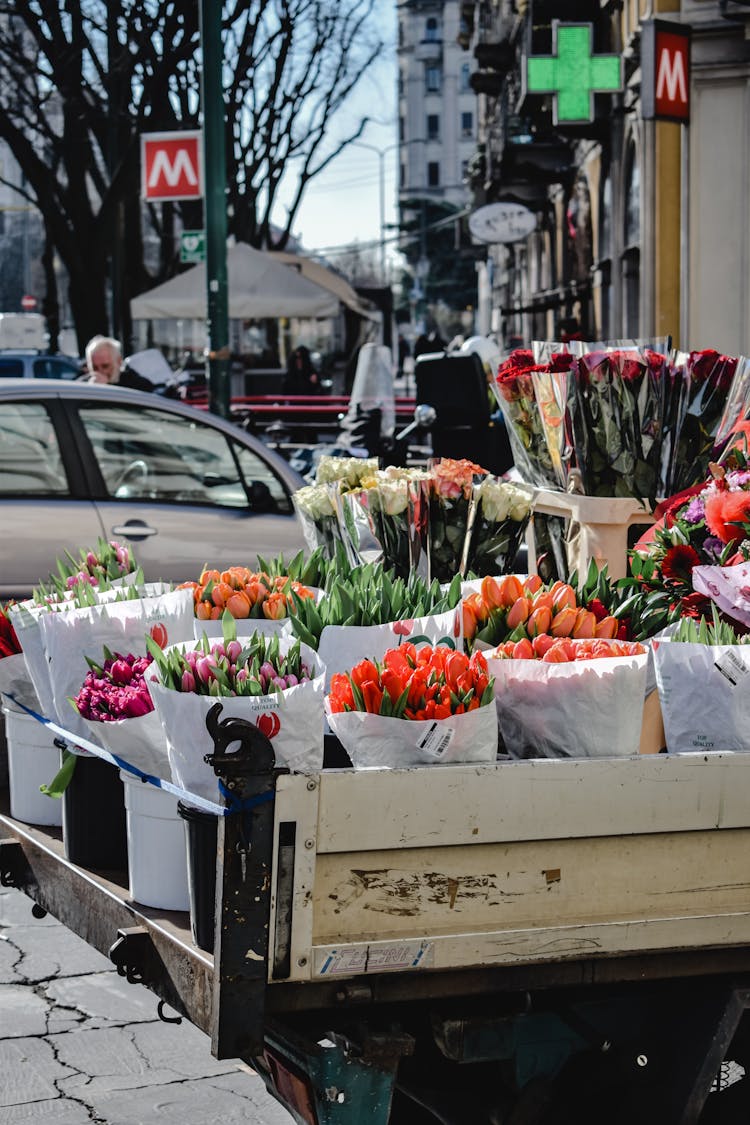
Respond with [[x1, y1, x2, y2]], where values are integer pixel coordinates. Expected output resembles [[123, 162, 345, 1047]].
[[270, 753, 750, 986]]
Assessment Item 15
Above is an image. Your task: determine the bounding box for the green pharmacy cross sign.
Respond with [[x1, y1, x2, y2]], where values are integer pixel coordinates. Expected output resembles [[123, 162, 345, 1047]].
[[525, 22, 622, 126]]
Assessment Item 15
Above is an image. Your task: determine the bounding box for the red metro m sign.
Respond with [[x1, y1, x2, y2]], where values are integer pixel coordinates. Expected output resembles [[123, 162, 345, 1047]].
[[141, 131, 203, 201], [642, 20, 691, 123]]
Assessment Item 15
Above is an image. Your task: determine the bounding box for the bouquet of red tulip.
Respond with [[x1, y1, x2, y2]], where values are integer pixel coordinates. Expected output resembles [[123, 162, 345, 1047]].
[[328, 644, 494, 720], [326, 643, 498, 768]]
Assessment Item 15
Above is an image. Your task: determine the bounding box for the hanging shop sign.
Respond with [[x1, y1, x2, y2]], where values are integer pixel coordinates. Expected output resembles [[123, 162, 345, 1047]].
[[141, 131, 204, 202], [525, 22, 622, 126], [641, 20, 691, 123], [468, 202, 537, 245]]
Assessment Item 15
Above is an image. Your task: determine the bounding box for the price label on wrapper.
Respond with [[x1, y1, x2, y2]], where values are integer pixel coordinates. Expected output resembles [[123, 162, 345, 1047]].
[[417, 721, 455, 759], [714, 650, 750, 688]]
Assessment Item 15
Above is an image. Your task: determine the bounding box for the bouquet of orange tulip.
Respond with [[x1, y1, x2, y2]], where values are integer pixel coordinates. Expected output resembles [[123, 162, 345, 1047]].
[[486, 633, 649, 760], [463, 574, 622, 654], [181, 567, 316, 622], [326, 643, 498, 768]]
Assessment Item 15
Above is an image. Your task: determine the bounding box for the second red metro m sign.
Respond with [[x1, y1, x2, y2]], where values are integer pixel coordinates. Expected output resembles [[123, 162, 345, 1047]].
[[641, 20, 691, 123], [141, 131, 204, 201]]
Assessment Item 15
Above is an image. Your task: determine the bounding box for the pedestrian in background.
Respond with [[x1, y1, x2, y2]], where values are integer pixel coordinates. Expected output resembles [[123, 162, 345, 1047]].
[[83, 336, 155, 392], [283, 344, 318, 394]]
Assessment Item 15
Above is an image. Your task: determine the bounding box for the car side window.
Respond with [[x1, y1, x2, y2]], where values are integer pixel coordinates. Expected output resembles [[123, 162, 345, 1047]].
[[0, 358, 25, 378], [32, 357, 79, 380], [232, 440, 292, 514], [78, 404, 287, 511], [0, 402, 70, 495]]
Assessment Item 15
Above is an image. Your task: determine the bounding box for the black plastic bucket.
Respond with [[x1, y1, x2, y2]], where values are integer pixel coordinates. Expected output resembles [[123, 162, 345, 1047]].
[[62, 754, 128, 870], [177, 801, 218, 953]]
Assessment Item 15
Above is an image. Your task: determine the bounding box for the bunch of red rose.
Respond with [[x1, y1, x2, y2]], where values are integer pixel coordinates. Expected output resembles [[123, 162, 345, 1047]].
[[328, 644, 494, 721]]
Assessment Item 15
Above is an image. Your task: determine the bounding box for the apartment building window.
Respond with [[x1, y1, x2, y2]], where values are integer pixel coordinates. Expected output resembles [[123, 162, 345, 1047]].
[[461, 111, 473, 138], [425, 16, 439, 40], [426, 65, 441, 93], [427, 114, 440, 140], [461, 160, 469, 182], [427, 161, 440, 187], [399, 117, 405, 142], [460, 63, 470, 92], [400, 163, 406, 189], [597, 171, 612, 339]]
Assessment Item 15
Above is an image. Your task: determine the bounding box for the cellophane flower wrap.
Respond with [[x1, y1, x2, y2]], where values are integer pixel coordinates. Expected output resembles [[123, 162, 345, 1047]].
[[343, 467, 432, 579], [651, 611, 750, 753], [566, 347, 666, 500], [325, 643, 498, 768], [463, 478, 534, 578], [428, 457, 487, 583], [0, 601, 39, 712], [146, 629, 324, 802], [293, 482, 341, 559], [487, 637, 647, 759], [670, 350, 739, 490], [72, 648, 168, 777], [492, 350, 559, 487]]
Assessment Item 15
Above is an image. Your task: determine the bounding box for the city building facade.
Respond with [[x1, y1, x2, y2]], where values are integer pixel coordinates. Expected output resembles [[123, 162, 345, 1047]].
[[459, 0, 750, 355]]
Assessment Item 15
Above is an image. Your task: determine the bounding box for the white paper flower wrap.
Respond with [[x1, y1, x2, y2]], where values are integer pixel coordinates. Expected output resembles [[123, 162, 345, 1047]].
[[488, 650, 648, 759], [652, 638, 750, 753], [316, 609, 463, 688], [326, 701, 498, 769], [146, 638, 325, 803]]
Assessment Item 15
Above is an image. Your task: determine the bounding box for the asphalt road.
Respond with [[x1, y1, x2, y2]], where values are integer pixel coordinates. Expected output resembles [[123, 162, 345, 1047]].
[[0, 885, 294, 1124]]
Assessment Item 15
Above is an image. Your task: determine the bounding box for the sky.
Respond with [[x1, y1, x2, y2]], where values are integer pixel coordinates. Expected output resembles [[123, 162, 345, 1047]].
[[270, 8, 399, 269]]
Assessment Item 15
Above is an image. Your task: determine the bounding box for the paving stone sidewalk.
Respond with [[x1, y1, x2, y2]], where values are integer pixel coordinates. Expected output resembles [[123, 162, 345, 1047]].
[[0, 886, 293, 1124]]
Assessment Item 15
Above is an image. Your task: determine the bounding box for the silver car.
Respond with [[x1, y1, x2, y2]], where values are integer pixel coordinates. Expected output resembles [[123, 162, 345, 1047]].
[[0, 379, 307, 598]]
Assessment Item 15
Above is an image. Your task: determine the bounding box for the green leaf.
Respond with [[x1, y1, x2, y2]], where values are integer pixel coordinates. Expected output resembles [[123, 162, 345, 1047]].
[[39, 749, 77, 798]]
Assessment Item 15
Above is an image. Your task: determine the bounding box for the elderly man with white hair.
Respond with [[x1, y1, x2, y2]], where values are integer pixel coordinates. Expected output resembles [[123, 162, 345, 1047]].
[[84, 336, 155, 392]]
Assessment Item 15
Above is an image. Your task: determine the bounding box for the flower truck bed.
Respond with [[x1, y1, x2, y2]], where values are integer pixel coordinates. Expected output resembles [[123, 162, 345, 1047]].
[[4, 751, 750, 1122]]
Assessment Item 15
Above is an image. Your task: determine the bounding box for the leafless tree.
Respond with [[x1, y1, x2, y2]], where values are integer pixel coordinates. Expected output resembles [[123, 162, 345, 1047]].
[[0, 1, 382, 349]]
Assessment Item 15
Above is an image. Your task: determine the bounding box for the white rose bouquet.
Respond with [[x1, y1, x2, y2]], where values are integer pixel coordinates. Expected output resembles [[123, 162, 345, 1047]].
[[292, 483, 341, 559], [463, 477, 534, 577]]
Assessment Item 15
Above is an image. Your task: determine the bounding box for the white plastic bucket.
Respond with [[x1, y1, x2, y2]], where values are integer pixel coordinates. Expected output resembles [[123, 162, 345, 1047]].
[[120, 771, 190, 911], [3, 706, 62, 826]]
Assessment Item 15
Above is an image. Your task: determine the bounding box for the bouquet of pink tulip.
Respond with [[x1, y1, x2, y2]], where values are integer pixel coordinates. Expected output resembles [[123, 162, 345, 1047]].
[[145, 624, 325, 800], [145, 631, 314, 698], [73, 648, 154, 721]]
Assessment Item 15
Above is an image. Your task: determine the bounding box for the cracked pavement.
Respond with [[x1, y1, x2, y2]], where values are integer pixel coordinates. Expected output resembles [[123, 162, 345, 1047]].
[[0, 886, 294, 1124]]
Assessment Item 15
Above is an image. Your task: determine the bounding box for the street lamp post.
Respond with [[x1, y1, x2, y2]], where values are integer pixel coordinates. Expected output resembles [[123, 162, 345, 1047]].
[[349, 140, 390, 283], [349, 138, 426, 285]]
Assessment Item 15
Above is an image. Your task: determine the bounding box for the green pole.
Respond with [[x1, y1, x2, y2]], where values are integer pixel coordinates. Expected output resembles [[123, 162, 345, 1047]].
[[199, 0, 230, 418]]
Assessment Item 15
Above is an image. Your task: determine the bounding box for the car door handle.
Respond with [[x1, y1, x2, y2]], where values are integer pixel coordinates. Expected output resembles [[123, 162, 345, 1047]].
[[111, 521, 158, 540]]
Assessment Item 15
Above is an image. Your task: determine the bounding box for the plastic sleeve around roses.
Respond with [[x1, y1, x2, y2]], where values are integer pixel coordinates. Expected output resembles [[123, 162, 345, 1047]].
[[428, 492, 471, 584], [712, 356, 750, 460], [465, 511, 530, 578], [292, 495, 341, 560], [567, 352, 662, 500], [407, 477, 431, 582], [670, 351, 735, 490], [530, 368, 570, 489], [490, 380, 557, 488], [340, 489, 385, 569], [368, 490, 412, 580]]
